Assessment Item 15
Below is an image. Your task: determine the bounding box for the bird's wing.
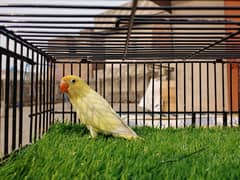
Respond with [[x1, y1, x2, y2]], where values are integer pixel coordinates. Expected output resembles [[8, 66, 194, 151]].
[[75, 89, 137, 136]]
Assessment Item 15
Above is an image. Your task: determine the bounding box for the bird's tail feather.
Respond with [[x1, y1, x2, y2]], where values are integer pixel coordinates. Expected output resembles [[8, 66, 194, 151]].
[[112, 126, 143, 140]]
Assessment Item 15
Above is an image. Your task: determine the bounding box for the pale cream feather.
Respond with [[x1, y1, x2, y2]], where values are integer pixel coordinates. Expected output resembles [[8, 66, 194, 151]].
[[66, 78, 139, 140]]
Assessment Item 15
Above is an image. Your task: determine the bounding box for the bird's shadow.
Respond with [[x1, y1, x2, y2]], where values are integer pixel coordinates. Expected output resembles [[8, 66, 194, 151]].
[[52, 123, 143, 141], [52, 123, 89, 137], [53, 123, 114, 139]]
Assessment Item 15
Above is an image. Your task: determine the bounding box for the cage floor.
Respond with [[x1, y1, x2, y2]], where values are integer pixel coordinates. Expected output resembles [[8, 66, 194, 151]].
[[0, 123, 240, 179]]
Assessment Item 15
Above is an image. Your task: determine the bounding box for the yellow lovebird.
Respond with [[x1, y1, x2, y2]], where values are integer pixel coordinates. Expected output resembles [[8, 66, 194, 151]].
[[60, 75, 139, 140]]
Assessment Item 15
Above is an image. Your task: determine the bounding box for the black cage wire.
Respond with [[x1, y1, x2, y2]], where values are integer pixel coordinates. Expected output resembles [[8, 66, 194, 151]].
[[0, 0, 240, 159]]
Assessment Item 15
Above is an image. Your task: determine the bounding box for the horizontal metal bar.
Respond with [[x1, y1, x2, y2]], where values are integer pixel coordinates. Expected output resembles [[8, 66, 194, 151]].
[[28, 109, 53, 117], [25, 38, 232, 42], [14, 31, 232, 35], [45, 47, 238, 51], [1, 19, 239, 25], [6, 25, 116, 30], [37, 44, 238, 49], [44, 49, 240, 54], [123, 110, 240, 114], [24, 38, 240, 42], [53, 110, 240, 114], [33, 42, 222, 45], [36, 42, 235, 45], [0, 46, 35, 65], [54, 60, 237, 64], [0, 20, 116, 24], [51, 52, 191, 54], [49, 55, 240, 59], [124, 14, 240, 19], [0, 4, 133, 10], [45, 50, 240, 54], [22, 34, 240, 39], [48, 45, 214, 50], [1, 14, 240, 18], [53, 57, 240, 61], [5, 25, 240, 31], [37, 44, 233, 48], [1, 4, 240, 10], [0, 20, 116, 25], [53, 56, 240, 60], [48, 52, 240, 56], [49, 51, 240, 55], [185, 29, 240, 59], [51, 53, 240, 57], [19, 35, 228, 39], [0, 26, 53, 60]]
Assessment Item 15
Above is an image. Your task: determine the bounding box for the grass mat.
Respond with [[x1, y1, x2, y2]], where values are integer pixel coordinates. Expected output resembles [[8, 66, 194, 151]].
[[1, 123, 240, 179]]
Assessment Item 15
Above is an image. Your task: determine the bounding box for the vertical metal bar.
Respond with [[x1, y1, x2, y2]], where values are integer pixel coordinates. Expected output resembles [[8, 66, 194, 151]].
[[214, 63, 217, 126], [152, 64, 155, 127], [12, 40, 17, 150], [143, 63, 146, 126], [34, 53, 39, 141], [167, 63, 170, 127], [49, 60, 52, 126], [39, 55, 43, 138], [0, 54, 2, 135], [135, 63, 137, 126], [191, 63, 194, 127], [74, 111, 77, 124], [43, 56, 46, 133], [74, 62, 78, 124], [183, 62, 186, 127], [62, 63, 65, 123], [222, 63, 226, 126], [230, 63, 233, 127], [223, 112, 227, 127], [207, 63, 210, 127], [238, 63, 240, 126], [29, 50, 34, 143], [19, 43, 24, 147], [127, 63, 130, 125], [79, 63, 81, 77], [199, 63, 202, 127], [103, 63, 106, 99], [192, 112, 196, 128], [46, 59, 49, 130], [78, 63, 81, 124], [87, 62, 89, 85], [25, 48, 29, 135], [95, 63, 98, 92], [70, 63, 73, 124], [175, 63, 178, 128], [53, 62, 56, 124], [119, 63, 122, 117], [111, 63, 114, 108], [4, 37, 10, 155]]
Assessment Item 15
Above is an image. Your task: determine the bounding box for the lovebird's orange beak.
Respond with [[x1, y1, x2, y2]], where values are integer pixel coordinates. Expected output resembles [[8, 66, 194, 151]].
[[60, 81, 69, 93]]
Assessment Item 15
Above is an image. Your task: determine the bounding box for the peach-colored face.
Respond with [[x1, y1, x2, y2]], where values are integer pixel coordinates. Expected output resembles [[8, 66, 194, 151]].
[[60, 81, 69, 93], [60, 75, 80, 94]]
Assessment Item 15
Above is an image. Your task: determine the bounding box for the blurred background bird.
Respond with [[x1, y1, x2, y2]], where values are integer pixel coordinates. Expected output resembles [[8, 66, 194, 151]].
[[60, 75, 140, 140]]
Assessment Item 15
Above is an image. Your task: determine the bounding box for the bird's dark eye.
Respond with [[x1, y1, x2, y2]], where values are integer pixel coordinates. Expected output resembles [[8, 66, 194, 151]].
[[71, 79, 76, 83]]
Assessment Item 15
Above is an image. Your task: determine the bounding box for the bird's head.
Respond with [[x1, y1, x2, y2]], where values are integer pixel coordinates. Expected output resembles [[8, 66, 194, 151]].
[[60, 75, 86, 97]]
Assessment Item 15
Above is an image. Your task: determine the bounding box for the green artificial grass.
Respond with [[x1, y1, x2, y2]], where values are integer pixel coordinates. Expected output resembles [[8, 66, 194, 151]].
[[0, 124, 240, 180]]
